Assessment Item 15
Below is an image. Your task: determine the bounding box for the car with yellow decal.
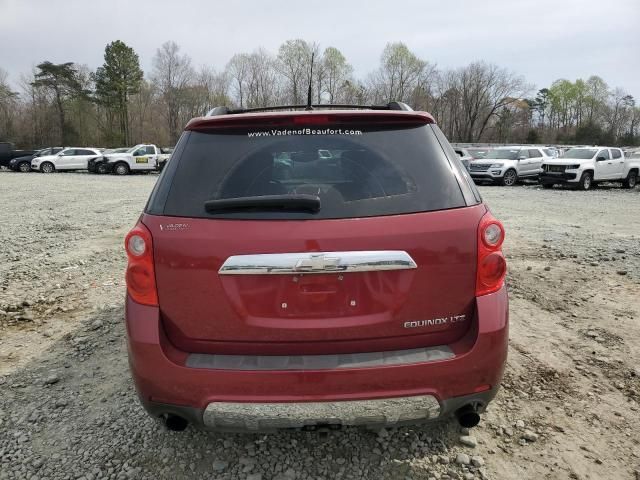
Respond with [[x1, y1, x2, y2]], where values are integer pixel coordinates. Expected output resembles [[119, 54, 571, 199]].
[[88, 144, 170, 175]]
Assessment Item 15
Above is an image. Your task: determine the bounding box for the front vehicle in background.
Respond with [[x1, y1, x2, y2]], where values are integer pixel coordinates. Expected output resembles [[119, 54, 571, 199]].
[[453, 148, 474, 171], [9, 147, 65, 172], [469, 146, 549, 186], [89, 144, 170, 175], [31, 147, 101, 173], [124, 103, 509, 433], [540, 147, 639, 190]]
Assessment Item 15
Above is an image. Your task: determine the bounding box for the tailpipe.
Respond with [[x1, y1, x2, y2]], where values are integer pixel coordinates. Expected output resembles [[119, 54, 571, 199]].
[[164, 414, 189, 432], [455, 405, 481, 429]]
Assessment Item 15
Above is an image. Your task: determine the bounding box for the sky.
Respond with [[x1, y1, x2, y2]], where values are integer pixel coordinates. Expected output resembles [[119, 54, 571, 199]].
[[1, 0, 639, 98]]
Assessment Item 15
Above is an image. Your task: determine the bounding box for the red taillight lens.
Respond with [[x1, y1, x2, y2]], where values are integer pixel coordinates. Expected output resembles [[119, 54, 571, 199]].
[[125, 222, 158, 306], [476, 212, 506, 296]]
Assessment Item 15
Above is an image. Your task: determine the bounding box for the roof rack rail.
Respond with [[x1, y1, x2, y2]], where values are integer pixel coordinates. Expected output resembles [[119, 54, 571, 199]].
[[205, 102, 413, 116]]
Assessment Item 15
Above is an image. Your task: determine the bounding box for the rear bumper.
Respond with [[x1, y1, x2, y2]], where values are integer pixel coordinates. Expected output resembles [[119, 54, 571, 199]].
[[125, 285, 508, 431]]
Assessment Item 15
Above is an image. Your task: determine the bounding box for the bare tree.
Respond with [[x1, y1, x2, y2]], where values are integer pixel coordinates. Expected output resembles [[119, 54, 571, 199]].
[[129, 80, 162, 145], [604, 88, 635, 139], [245, 49, 279, 108], [226, 53, 250, 108], [276, 39, 315, 104], [322, 47, 353, 104], [152, 41, 194, 144], [368, 42, 426, 104], [455, 62, 528, 142], [0, 68, 19, 142]]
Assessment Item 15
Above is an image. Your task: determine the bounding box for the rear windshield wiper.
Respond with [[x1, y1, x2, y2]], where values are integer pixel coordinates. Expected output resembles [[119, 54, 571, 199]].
[[204, 194, 321, 213]]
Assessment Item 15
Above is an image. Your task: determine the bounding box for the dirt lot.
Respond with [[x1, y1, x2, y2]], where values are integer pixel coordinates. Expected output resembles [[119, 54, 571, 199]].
[[1, 171, 639, 480]]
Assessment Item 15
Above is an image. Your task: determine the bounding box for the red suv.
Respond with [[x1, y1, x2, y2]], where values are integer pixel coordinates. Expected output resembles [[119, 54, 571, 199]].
[[124, 102, 508, 432]]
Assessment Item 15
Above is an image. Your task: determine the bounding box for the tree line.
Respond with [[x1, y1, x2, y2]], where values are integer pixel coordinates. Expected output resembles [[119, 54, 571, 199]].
[[0, 39, 638, 148]]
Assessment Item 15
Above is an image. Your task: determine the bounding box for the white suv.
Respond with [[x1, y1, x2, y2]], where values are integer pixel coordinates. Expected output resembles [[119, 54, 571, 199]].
[[32, 147, 102, 173], [540, 147, 639, 190], [468, 146, 549, 186]]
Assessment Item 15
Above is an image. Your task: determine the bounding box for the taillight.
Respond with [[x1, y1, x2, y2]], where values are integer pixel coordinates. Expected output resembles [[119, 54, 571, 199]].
[[292, 115, 330, 125], [125, 222, 158, 306], [476, 212, 506, 296]]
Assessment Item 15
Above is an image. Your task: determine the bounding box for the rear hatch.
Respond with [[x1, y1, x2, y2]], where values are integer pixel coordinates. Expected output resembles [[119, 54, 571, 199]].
[[144, 112, 483, 355]]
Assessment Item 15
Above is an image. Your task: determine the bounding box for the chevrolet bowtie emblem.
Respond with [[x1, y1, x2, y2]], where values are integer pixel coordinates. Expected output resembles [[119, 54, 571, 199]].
[[294, 254, 341, 272]]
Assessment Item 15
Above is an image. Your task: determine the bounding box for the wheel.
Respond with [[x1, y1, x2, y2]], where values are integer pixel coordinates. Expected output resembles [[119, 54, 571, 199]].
[[577, 171, 593, 190], [18, 161, 31, 173], [113, 163, 129, 176], [501, 169, 518, 186], [97, 163, 108, 174], [542, 183, 554, 189], [622, 170, 637, 189], [41, 162, 55, 174]]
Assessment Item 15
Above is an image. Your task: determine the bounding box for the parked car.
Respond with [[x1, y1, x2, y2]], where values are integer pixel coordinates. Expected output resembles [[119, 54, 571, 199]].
[[124, 102, 509, 433], [31, 147, 102, 173], [469, 146, 550, 186], [454, 148, 474, 170], [543, 147, 559, 158], [9, 147, 64, 172], [89, 144, 170, 175], [540, 147, 639, 190], [0, 142, 37, 169]]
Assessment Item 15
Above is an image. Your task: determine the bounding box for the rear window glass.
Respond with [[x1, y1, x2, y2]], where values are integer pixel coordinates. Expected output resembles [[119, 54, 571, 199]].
[[159, 123, 467, 220]]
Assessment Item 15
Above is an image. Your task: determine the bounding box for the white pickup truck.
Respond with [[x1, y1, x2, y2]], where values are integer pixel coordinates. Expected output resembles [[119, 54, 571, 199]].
[[88, 144, 170, 175], [539, 146, 639, 190]]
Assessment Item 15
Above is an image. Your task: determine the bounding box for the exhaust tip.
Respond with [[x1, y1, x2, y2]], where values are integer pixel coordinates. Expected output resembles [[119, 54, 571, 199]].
[[164, 414, 189, 432], [455, 405, 481, 429]]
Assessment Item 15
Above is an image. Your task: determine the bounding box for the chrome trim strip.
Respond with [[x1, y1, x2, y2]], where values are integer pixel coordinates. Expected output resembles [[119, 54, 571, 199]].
[[186, 345, 453, 371], [203, 395, 441, 430], [218, 250, 417, 275]]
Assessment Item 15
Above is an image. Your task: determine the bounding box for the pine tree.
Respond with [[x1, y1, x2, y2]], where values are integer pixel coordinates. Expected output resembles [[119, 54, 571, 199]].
[[95, 40, 143, 145]]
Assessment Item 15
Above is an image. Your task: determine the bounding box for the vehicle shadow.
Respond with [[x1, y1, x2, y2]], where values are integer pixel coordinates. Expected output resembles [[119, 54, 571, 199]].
[[1, 305, 468, 479]]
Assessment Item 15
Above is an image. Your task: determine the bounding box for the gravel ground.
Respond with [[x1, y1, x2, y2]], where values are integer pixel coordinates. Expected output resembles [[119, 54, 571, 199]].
[[1, 171, 639, 480]]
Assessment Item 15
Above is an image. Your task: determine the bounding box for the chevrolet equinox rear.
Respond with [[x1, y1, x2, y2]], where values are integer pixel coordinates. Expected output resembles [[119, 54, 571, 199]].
[[124, 102, 509, 432]]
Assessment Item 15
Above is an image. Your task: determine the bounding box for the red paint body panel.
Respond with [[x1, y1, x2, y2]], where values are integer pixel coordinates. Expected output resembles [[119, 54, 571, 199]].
[[126, 284, 508, 408], [143, 204, 486, 355]]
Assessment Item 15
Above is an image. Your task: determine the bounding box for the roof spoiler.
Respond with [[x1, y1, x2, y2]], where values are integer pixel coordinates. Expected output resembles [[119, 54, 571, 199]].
[[205, 102, 413, 117]]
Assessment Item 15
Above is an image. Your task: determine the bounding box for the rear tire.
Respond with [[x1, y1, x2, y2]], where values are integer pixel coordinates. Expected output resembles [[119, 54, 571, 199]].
[[18, 161, 31, 173], [622, 170, 637, 189], [501, 169, 518, 186], [577, 171, 593, 190], [41, 162, 55, 174], [97, 163, 108, 174], [113, 162, 129, 176], [541, 183, 553, 189]]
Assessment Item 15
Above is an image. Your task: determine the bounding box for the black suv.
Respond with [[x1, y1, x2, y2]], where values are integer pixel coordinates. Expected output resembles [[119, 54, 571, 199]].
[[9, 147, 64, 172]]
